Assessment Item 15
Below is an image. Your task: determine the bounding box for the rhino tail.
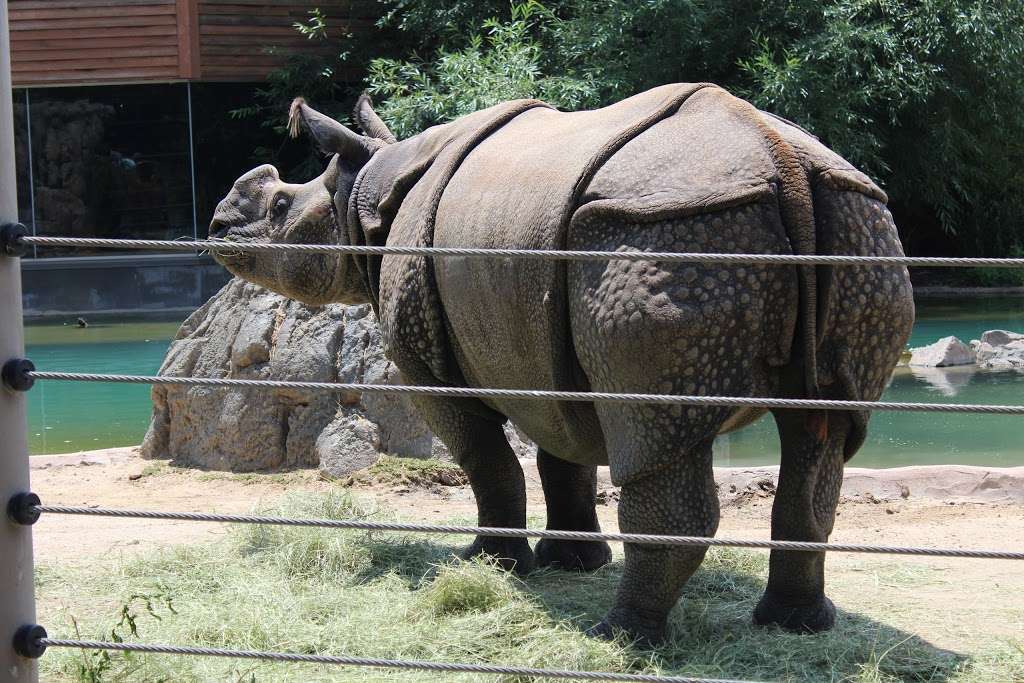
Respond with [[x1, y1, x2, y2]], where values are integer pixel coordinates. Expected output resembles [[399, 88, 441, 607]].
[[745, 105, 821, 399]]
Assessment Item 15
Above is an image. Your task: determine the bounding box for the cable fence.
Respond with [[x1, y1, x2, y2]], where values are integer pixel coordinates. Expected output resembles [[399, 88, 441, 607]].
[[21, 634, 758, 683], [4, 368, 1024, 415], [2, 228, 1022, 683], [12, 501, 1023, 560], [8, 233, 1024, 268]]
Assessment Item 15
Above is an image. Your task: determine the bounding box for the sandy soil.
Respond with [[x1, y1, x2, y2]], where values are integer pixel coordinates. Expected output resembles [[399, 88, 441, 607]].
[[28, 447, 1024, 651]]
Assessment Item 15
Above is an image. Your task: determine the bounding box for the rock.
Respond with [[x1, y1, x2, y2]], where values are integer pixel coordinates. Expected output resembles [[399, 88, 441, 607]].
[[980, 329, 1024, 346], [141, 279, 538, 476], [908, 336, 975, 367], [975, 329, 1024, 369], [977, 340, 1024, 369], [975, 341, 999, 364], [708, 463, 1024, 505], [315, 414, 384, 477]]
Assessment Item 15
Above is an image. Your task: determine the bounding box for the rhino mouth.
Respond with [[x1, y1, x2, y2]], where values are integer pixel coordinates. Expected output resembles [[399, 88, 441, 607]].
[[206, 222, 264, 269], [208, 218, 230, 239], [207, 218, 263, 242]]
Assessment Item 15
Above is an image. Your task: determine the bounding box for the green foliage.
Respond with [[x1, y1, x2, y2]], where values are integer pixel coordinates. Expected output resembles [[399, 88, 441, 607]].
[[956, 247, 1024, 286], [366, 3, 600, 139], [734, 1, 1024, 256], [249, 0, 1024, 259]]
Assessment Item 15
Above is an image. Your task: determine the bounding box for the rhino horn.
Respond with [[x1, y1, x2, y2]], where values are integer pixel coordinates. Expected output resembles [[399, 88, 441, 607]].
[[288, 97, 380, 163], [322, 154, 341, 190], [352, 92, 397, 144]]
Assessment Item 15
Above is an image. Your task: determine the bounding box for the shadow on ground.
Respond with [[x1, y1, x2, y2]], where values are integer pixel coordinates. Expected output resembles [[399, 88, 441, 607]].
[[342, 529, 965, 681], [523, 549, 964, 682]]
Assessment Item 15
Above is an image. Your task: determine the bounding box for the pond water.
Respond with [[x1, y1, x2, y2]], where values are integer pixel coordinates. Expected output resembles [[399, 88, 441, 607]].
[[23, 297, 1024, 466], [718, 296, 1024, 467], [25, 319, 182, 455]]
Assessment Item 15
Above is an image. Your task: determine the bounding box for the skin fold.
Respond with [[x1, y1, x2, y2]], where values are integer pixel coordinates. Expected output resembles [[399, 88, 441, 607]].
[[211, 87, 915, 644]]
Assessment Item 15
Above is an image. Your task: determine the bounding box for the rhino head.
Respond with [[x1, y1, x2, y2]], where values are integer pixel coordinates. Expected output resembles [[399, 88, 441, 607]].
[[209, 96, 395, 305]]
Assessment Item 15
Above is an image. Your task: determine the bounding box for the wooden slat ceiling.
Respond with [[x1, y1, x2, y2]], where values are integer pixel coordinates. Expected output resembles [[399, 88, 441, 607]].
[[196, 0, 370, 81], [10, 0, 180, 85], [8, 0, 375, 86]]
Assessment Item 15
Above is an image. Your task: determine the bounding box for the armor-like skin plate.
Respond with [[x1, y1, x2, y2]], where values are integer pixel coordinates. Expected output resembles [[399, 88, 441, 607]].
[[211, 86, 914, 643]]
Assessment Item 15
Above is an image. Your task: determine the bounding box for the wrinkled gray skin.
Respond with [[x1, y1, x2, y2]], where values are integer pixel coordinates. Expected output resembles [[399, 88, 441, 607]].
[[211, 90, 915, 644]]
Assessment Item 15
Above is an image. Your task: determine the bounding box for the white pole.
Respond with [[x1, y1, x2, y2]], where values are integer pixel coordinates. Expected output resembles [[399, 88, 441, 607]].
[[0, 0, 38, 679]]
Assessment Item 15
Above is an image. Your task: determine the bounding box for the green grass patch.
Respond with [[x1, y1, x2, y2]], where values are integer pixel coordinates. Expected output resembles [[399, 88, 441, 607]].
[[36, 492, 1022, 682]]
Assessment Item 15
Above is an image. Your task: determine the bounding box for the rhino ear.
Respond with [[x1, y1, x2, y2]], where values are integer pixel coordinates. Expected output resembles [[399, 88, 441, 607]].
[[288, 97, 380, 164], [352, 92, 397, 144]]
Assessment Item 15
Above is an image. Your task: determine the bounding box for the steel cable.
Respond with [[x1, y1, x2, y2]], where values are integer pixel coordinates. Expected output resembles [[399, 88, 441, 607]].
[[12, 233, 1023, 683], [25, 371, 1024, 414], [36, 639, 752, 682], [17, 235, 1024, 268], [31, 505, 1024, 560]]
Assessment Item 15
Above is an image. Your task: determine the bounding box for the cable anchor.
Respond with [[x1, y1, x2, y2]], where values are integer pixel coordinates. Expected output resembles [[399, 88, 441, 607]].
[[7, 492, 41, 526], [2, 358, 35, 392], [0, 222, 28, 257], [12, 624, 47, 659]]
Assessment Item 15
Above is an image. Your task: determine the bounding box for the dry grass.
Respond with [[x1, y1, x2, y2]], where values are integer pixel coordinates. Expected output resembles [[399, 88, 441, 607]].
[[35, 491, 1023, 682]]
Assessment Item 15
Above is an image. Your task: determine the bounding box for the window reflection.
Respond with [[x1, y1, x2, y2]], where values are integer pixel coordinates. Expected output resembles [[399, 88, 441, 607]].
[[27, 84, 195, 256], [13, 89, 32, 233], [190, 82, 315, 234], [11, 82, 320, 256]]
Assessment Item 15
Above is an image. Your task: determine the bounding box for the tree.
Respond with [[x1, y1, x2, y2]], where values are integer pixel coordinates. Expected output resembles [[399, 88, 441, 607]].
[[253, 0, 1024, 259]]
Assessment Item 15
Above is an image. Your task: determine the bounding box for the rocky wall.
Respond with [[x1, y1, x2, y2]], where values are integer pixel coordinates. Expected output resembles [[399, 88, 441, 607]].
[[141, 278, 532, 476]]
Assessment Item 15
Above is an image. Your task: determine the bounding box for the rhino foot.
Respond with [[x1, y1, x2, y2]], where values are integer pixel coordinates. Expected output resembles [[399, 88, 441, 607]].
[[535, 538, 612, 572], [753, 591, 836, 633], [460, 536, 535, 575], [585, 607, 666, 647]]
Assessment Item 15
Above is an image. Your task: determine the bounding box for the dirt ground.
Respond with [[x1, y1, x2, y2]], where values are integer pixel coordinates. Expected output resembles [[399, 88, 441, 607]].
[[28, 447, 1024, 653]]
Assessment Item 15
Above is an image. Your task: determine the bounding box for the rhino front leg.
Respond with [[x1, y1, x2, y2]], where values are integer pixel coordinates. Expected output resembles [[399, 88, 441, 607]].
[[590, 439, 719, 644], [412, 397, 535, 574], [753, 409, 850, 632], [534, 449, 612, 571]]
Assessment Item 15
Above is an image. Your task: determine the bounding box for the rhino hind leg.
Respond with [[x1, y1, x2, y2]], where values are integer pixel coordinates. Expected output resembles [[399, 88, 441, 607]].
[[410, 396, 535, 574], [753, 407, 851, 632], [588, 437, 719, 645], [455, 421, 535, 575], [534, 449, 612, 571]]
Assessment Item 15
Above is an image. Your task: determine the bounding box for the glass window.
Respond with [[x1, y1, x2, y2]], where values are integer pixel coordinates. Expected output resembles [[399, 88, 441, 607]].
[[190, 82, 316, 235], [12, 89, 32, 236], [28, 84, 194, 256]]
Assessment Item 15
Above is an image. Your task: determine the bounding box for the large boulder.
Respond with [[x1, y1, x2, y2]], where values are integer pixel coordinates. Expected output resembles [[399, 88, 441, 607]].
[[142, 279, 532, 476], [980, 329, 1024, 346], [908, 335, 975, 367], [974, 329, 1024, 369]]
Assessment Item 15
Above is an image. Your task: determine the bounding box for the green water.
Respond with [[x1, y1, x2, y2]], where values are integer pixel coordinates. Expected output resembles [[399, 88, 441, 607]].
[[25, 319, 182, 455], [717, 296, 1024, 467], [23, 297, 1024, 466]]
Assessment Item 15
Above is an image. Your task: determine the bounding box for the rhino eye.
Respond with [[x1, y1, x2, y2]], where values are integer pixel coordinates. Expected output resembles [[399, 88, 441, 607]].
[[271, 195, 291, 218]]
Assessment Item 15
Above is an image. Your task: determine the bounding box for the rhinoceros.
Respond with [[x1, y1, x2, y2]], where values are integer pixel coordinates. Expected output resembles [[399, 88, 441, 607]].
[[209, 83, 915, 643]]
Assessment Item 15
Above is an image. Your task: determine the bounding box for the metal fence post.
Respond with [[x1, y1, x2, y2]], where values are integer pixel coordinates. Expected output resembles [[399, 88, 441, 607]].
[[0, 0, 38, 680]]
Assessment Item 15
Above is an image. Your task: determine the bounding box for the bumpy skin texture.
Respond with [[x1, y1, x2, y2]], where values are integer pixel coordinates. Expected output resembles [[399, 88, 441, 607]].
[[211, 85, 915, 645]]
